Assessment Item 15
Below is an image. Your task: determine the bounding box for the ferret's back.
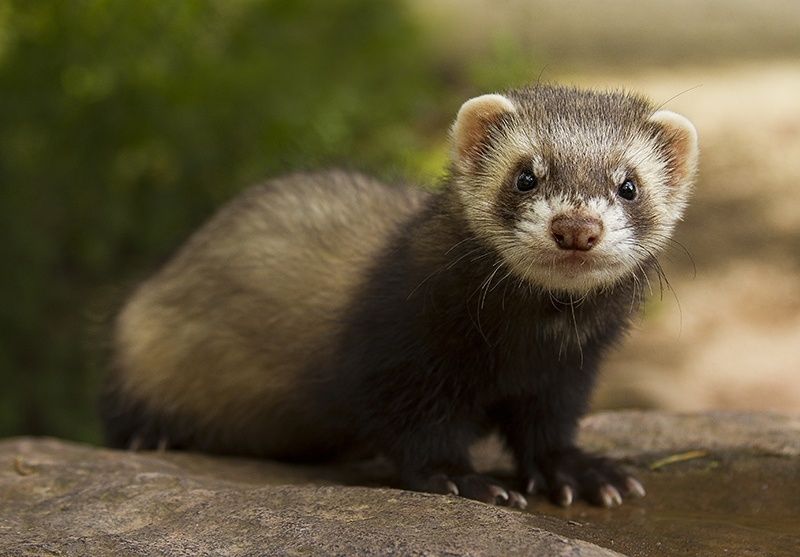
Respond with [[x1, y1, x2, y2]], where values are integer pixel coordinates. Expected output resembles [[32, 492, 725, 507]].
[[108, 170, 428, 456]]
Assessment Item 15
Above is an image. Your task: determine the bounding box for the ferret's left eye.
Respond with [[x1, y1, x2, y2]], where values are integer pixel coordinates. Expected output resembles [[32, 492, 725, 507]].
[[617, 179, 637, 201], [515, 169, 538, 192]]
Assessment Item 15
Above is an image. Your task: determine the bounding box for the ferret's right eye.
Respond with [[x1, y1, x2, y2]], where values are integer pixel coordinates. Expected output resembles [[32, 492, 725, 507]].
[[515, 169, 538, 192]]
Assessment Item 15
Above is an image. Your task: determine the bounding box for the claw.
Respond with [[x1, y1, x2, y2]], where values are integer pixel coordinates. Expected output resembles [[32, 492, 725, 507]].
[[599, 484, 622, 507], [156, 436, 169, 452], [487, 483, 509, 502], [625, 477, 646, 498], [423, 473, 460, 496], [526, 478, 537, 494], [557, 485, 574, 507], [444, 480, 459, 496], [508, 491, 528, 510], [127, 435, 143, 452]]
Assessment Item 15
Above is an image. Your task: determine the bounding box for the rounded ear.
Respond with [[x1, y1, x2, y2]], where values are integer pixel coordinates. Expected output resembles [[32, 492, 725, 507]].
[[451, 93, 516, 165], [649, 110, 699, 185]]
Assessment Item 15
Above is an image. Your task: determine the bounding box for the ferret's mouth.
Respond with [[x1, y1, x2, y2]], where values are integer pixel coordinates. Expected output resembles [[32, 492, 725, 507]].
[[552, 251, 621, 275], [505, 242, 631, 293]]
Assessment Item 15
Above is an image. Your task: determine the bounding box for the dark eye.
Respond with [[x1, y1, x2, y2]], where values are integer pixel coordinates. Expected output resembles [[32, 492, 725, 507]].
[[617, 179, 637, 201], [515, 169, 538, 192]]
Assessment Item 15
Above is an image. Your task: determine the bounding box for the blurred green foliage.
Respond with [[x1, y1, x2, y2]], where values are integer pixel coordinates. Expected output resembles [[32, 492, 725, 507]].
[[0, 0, 538, 442]]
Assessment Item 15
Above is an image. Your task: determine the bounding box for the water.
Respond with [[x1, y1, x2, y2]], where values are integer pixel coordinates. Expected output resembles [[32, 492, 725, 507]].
[[526, 453, 800, 556]]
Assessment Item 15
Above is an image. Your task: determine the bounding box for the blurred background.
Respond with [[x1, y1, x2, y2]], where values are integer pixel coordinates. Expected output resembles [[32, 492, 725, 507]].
[[1, 0, 798, 443]]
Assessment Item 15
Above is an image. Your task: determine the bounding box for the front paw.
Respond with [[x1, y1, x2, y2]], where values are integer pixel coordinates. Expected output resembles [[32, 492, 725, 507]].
[[525, 449, 645, 508], [406, 473, 528, 509]]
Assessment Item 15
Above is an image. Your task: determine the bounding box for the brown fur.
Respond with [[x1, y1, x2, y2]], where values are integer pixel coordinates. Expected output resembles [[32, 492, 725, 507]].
[[111, 170, 428, 456]]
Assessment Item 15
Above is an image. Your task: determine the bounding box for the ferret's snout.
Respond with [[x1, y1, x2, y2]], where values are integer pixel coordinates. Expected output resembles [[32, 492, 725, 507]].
[[550, 214, 604, 251]]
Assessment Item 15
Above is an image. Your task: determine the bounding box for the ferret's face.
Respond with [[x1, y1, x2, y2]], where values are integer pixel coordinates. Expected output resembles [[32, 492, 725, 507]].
[[450, 88, 699, 295]]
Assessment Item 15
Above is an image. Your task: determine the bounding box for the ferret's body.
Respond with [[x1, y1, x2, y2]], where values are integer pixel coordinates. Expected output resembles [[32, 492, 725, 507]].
[[103, 85, 698, 508], [105, 172, 427, 458]]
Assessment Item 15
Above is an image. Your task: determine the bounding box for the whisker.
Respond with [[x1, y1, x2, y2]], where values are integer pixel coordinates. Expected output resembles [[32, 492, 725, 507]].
[[568, 293, 584, 369]]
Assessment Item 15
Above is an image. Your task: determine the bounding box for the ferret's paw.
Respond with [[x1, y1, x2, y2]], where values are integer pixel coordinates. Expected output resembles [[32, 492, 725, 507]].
[[528, 450, 645, 508], [407, 473, 527, 509], [126, 433, 171, 452]]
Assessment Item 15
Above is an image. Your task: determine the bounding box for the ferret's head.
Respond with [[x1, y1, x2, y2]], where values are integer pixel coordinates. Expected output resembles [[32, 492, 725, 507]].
[[449, 84, 698, 294]]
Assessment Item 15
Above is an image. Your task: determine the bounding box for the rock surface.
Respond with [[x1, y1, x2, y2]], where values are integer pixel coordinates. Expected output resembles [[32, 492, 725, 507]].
[[2, 411, 799, 556]]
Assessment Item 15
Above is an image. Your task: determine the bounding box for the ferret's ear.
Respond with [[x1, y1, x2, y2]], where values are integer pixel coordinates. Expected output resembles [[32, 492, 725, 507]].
[[649, 110, 699, 185], [451, 94, 516, 165]]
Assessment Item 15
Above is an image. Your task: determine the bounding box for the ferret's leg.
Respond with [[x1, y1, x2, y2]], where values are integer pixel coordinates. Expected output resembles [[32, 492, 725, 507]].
[[494, 393, 645, 507], [391, 421, 527, 509]]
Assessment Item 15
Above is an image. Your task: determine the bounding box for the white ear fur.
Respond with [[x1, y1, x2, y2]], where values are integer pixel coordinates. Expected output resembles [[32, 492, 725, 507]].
[[649, 110, 699, 183], [451, 94, 516, 162]]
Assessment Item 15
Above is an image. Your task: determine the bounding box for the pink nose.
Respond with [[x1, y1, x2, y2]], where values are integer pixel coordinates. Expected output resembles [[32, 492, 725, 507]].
[[550, 214, 604, 251]]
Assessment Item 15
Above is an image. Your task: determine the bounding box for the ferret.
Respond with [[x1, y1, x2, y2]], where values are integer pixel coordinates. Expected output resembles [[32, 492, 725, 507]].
[[101, 84, 698, 509]]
